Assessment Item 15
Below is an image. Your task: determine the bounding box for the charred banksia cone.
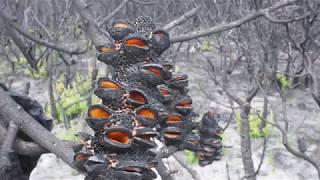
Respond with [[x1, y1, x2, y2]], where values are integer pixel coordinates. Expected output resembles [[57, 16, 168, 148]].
[[198, 112, 223, 166], [77, 17, 224, 180]]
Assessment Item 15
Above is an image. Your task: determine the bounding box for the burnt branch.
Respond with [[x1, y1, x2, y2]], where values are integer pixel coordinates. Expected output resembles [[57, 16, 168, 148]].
[[0, 123, 76, 157], [98, 0, 130, 27], [72, 0, 109, 46], [0, 88, 75, 169], [170, 0, 299, 43], [163, 6, 200, 31], [0, 6, 86, 55], [0, 121, 19, 174]]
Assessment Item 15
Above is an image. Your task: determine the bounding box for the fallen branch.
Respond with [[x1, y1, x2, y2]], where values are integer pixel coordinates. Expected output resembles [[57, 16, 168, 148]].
[[0, 123, 76, 157], [0, 88, 75, 168]]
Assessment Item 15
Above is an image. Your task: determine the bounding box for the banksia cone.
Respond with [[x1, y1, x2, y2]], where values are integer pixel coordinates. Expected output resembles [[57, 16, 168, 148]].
[[74, 16, 224, 180]]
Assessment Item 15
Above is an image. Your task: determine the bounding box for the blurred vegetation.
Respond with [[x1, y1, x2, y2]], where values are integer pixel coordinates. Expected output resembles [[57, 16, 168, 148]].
[[184, 150, 199, 165], [56, 126, 79, 141], [276, 73, 289, 90], [200, 40, 214, 52], [46, 74, 100, 123], [236, 111, 273, 138], [17, 57, 49, 79]]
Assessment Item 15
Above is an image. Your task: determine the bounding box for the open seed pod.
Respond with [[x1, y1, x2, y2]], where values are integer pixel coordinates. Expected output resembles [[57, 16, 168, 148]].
[[180, 134, 200, 151], [149, 30, 170, 55], [202, 145, 217, 154], [84, 154, 109, 177], [104, 126, 133, 149], [156, 85, 172, 103], [114, 161, 157, 180], [162, 126, 184, 145], [157, 62, 173, 80], [167, 73, 188, 89], [86, 104, 113, 131], [133, 127, 158, 148], [85, 164, 108, 178], [73, 152, 91, 172], [108, 20, 135, 41], [198, 157, 214, 167], [95, 78, 125, 106], [202, 126, 224, 137], [134, 115, 158, 128], [139, 64, 165, 86], [86, 154, 107, 166], [174, 96, 193, 115], [200, 136, 223, 148], [197, 147, 223, 167], [123, 33, 149, 57], [161, 62, 174, 71], [164, 113, 184, 127], [127, 89, 148, 107], [135, 106, 158, 127], [96, 44, 120, 65]]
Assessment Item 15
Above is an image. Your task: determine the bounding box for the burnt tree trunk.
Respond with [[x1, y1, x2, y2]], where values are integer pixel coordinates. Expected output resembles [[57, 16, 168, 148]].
[[240, 104, 256, 180]]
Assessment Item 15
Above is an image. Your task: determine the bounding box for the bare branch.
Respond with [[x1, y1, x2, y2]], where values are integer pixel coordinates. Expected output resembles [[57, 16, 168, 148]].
[[163, 7, 200, 31], [130, 0, 158, 5], [98, 0, 130, 27], [72, 0, 109, 46], [263, 12, 311, 24], [170, 0, 299, 43], [0, 7, 86, 55]]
